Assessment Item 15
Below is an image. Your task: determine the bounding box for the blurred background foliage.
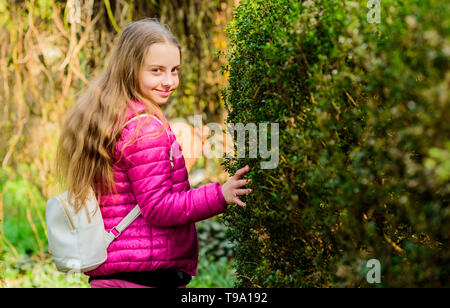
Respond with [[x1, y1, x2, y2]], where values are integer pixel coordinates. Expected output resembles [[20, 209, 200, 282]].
[[0, 0, 238, 287]]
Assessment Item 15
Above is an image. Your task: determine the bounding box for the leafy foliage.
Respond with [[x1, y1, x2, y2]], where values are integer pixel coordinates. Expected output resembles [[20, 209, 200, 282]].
[[221, 0, 449, 287]]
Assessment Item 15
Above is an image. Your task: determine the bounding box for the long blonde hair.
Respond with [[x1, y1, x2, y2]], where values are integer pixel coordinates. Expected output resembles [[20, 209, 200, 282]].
[[55, 18, 182, 212]]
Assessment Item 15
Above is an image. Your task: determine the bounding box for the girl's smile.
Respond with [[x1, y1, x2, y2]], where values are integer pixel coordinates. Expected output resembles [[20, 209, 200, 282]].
[[155, 89, 173, 97]]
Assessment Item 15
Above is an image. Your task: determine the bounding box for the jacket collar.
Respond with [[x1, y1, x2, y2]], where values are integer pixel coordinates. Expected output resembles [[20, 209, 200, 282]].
[[127, 99, 147, 120]]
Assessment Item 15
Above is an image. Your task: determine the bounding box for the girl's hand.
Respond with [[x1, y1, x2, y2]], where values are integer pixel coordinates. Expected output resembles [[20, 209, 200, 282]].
[[221, 165, 253, 207]]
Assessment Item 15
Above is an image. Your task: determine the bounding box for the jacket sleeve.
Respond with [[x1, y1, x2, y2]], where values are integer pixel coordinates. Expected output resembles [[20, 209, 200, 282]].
[[119, 117, 228, 228]]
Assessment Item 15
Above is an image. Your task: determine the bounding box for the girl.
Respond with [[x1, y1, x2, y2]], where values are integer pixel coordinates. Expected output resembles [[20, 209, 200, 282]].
[[55, 18, 252, 288]]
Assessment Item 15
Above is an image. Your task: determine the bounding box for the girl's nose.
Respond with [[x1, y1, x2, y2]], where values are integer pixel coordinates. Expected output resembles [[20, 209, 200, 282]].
[[162, 73, 176, 88]]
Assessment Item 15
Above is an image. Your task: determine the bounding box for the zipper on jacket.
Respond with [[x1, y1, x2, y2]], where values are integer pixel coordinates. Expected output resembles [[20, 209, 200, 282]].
[[151, 115, 174, 169], [169, 146, 174, 168]]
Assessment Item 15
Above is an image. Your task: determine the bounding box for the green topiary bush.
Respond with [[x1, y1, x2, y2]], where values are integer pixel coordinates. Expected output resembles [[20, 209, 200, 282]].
[[221, 0, 449, 287]]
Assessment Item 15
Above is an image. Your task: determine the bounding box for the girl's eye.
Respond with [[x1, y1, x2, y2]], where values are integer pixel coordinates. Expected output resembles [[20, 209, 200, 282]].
[[151, 67, 180, 73]]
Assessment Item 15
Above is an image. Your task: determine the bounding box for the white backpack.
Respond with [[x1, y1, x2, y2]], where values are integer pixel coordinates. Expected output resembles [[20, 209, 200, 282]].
[[46, 113, 172, 273], [45, 188, 141, 273], [45, 114, 152, 273]]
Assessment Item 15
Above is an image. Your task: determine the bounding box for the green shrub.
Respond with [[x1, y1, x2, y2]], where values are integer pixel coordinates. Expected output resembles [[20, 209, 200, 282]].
[[221, 0, 449, 287], [197, 218, 234, 261]]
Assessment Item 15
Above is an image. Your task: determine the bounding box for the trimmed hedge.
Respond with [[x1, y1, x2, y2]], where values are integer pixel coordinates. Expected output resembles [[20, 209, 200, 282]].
[[221, 0, 449, 287]]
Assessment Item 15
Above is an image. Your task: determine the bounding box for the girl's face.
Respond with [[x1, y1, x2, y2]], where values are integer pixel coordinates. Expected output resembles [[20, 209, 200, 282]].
[[139, 43, 180, 105]]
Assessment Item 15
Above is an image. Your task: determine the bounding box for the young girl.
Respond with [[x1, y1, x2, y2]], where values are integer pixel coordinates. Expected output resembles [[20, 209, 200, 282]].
[[55, 18, 252, 288]]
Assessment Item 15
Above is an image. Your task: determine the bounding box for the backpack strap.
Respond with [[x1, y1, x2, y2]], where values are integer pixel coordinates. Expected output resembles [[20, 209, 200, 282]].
[[105, 205, 141, 246], [124, 113, 152, 126], [105, 114, 169, 246]]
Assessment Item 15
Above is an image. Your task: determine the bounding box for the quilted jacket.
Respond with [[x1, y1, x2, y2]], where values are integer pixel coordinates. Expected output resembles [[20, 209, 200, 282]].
[[86, 100, 228, 277]]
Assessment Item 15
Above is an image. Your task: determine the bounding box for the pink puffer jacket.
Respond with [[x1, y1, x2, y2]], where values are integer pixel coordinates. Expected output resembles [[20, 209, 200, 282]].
[[86, 100, 228, 277]]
